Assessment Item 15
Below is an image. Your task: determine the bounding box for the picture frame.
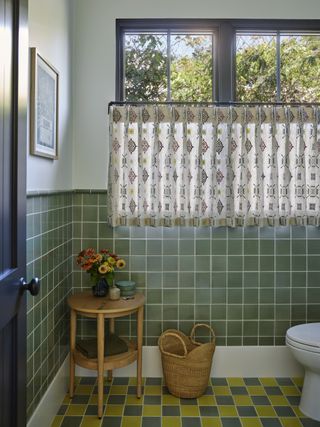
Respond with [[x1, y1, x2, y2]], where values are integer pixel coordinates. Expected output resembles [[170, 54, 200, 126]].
[[30, 48, 59, 159]]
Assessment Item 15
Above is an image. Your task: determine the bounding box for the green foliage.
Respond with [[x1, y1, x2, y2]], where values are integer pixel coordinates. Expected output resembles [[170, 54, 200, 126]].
[[124, 33, 320, 102]]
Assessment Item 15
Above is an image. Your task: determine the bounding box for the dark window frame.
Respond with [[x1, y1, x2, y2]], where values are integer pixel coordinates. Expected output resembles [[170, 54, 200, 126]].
[[116, 19, 320, 103]]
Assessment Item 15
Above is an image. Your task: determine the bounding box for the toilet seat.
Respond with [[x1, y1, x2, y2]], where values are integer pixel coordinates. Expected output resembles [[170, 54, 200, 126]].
[[286, 323, 320, 352]]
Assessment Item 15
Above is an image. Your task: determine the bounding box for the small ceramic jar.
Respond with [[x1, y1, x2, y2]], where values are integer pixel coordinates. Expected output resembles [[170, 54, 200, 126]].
[[109, 285, 121, 301]]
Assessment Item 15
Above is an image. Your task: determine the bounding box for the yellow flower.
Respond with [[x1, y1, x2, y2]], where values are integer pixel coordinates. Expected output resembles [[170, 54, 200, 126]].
[[98, 265, 108, 274], [108, 257, 116, 265], [116, 259, 126, 269]]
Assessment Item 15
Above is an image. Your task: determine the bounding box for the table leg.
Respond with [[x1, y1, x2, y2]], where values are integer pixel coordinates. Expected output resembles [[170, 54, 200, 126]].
[[137, 305, 144, 398], [97, 314, 105, 419], [107, 318, 115, 382], [69, 309, 76, 398]]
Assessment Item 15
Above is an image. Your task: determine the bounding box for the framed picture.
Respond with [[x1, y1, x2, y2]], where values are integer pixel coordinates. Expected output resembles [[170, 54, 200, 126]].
[[30, 48, 59, 159]]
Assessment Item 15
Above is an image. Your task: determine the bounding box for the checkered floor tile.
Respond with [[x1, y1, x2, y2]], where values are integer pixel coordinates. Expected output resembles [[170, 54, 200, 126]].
[[51, 377, 320, 427]]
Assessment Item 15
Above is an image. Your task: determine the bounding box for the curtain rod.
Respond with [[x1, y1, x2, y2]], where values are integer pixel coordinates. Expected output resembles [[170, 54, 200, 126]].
[[108, 100, 320, 113]]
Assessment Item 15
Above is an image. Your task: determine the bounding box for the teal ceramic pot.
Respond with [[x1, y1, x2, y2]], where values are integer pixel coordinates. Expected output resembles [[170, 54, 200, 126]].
[[115, 280, 136, 296]]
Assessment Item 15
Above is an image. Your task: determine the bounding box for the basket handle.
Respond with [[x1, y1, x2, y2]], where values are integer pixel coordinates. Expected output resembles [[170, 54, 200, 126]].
[[158, 332, 188, 359], [190, 323, 215, 346]]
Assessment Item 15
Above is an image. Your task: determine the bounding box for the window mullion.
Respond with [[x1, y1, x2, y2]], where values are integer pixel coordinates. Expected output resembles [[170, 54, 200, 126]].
[[276, 30, 281, 102], [167, 30, 171, 102]]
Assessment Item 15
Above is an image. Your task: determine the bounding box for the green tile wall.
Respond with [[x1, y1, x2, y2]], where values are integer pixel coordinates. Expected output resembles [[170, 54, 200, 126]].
[[26, 193, 73, 420], [27, 190, 320, 419], [72, 191, 320, 347]]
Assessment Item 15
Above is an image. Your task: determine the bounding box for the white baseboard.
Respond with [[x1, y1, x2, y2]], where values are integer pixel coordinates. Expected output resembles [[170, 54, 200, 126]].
[[27, 357, 69, 427], [28, 345, 304, 427], [76, 345, 304, 378]]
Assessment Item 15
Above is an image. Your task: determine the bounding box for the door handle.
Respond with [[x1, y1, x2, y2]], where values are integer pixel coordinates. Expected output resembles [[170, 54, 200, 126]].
[[20, 277, 40, 296]]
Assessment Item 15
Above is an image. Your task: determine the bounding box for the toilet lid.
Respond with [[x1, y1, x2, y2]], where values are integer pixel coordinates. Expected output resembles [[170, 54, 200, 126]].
[[286, 323, 320, 348]]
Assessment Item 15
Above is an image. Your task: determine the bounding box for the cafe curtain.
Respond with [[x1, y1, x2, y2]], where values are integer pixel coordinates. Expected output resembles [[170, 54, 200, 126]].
[[107, 104, 320, 227]]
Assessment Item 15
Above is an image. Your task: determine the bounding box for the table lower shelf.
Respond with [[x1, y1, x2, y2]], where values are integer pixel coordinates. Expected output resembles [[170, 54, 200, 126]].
[[73, 339, 137, 371]]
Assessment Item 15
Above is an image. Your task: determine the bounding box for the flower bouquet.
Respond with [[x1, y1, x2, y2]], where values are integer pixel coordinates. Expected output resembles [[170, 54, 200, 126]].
[[76, 248, 126, 297]]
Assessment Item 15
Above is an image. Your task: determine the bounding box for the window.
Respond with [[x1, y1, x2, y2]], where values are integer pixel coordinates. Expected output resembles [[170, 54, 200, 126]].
[[124, 31, 214, 101], [236, 32, 320, 102], [116, 20, 320, 103]]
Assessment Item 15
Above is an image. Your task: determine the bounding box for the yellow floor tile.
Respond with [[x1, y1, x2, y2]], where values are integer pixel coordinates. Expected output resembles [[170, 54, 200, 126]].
[[255, 406, 277, 417], [144, 385, 162, 395], [62, 396, 71, 404], [143, 405, 161, 416], [292, 377, 304, 387], [126, 395, 143, 405], [293, 406, 305, 417], [227, 378, 246, 386], [260, 378, 277, 386], [66, 404, 87, 416], [122, 416, 141, 427], [162, 416, 181, 427], [219, 405, 238, 417], [129, 377, 146, 386], [202, 418, 222, 427], [197, 395, 216, 405], [105, 405, 123, 416], [89, 395, 98, 405], [162, 395, 180, 405], [74, 385, 93, 395], [280, 418, 303, 427], [241, 418, 263, 427], [247, 386, 266, 396], [213, 386, 230, 395], [180, 405, 200, 416], [80, 417, 102, 427], [110, 385, 128, 394], [233, 395, 252, 405], [51, 416, 63, 427], [281, 386, 300, 396], [268, 396, 289, 406]]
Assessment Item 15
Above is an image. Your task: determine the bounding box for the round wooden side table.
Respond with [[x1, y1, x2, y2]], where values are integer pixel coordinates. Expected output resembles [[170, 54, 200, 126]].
[[68, 291, 145, 418]]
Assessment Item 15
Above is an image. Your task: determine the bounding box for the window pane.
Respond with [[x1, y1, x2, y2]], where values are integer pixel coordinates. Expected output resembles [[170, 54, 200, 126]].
[[124, 33, 167, 101], [171, 34, 213, 101], [280, 34, 320, 102], [236, 33, 277, 102]]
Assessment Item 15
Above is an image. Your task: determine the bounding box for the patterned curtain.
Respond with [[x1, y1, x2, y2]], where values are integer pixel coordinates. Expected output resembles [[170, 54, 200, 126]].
[[107, 104, 320, 227]]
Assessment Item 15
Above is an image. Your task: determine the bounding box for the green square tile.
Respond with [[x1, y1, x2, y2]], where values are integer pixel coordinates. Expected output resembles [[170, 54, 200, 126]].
[[195, 273, 211, 288], [132, 256, 147, 271], [195, 305, 210, 321], [244, 256, 258, 271], [275, 305, 290, 320], [163, 273, 178, 288], [211, 305, 226, 320], [82, 206, 97, 222], [147, 240, 162, 255], [292, 226, 306, 239], [212, 240, 226, 255], [212, 256, 227, 271], [196, 256, 210, 271], [115, 240, 130, 255], [228, 256, 242, 271], [228, 240, 243, 255], [196, 240, 210, 255], [227, 321, 242, 336], [307, 288, 320, 303], [276, 256, 290, 271], [163, 256, 178, 271], [212, 273, 226, 288], [260, 256, 274, 271], [227, 305, 242, 320], [163, 289, 178, 304], [228, 227, 243, 239], [276, 227, 290, 238], [243, 321, 258, 336], [163, 305, 178, 319], [260, 289, 274, 304], [244, 227, 259, 238], [308, 239, 320, 254], [291, 288, 306, 304], [259, 321, 275, 336], [179, 273, 194, 288], [82, 222, 97, 238], [244, 289, 258, 304], [147, 256, 161, 271], [163, 240, 178, 255], [276, 240, 290, 255], [147, 289, 162, 304], [179, 240, 195, 255], [179, 305, 194, 321], [276, 272, 290, 287], [180, 256, 195, 272], [195, 289, 210, 304], [131, 240, 146, 255], [292, 239, 306, 254], [260, 240, 275, 256], [211, 288, 226, 304], [243, 305, 258, 320], [212, 227, 227, 239], [244, 272, 259, 288], [260, 305, 274, 319], [228, 273, 242, 288], [146, 273, 162, 288], [308, 256, 320, 271], [228, 289, 242, 304], [244, 240, 259, 255], [179, 289, 194, 304]]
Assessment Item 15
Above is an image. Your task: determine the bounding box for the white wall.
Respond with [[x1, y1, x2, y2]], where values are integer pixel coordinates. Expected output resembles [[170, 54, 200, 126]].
[[27, 0, 73, 191], [72, 0, 320, 190]]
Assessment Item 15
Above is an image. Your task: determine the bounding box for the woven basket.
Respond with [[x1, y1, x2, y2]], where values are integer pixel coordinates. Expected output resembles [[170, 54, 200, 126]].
[[158, 324, 216, 398]]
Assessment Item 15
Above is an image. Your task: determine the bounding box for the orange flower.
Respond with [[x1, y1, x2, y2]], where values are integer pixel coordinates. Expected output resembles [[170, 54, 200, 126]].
[[86, 248, 95, 257], [82, 263, 93, 271]]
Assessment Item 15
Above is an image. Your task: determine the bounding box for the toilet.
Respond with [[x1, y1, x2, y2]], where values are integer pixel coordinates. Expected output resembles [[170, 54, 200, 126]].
[[286, 323, 320, 421]]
